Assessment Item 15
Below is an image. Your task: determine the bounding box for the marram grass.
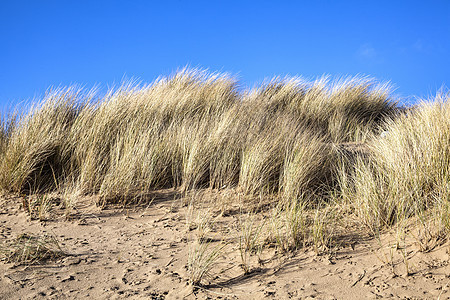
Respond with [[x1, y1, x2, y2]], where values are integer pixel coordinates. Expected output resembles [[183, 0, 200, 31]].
[[337, 93, 450, 232], [1, 68, 447, 239]]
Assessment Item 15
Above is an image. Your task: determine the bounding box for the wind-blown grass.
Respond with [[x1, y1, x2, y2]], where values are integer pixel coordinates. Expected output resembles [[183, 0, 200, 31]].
[[3, 69, 450, 281], [0, 88, 89, 193], [0, 69, 400, 208], [337, 93, 450, 232]]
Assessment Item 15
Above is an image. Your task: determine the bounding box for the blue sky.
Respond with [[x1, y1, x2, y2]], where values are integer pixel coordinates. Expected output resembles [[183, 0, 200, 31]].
[[1, 0, 449, 111]]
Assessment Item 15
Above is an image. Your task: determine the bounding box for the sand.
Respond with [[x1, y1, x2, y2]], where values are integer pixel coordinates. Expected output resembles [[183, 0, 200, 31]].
[[1, 190, 449, 299]]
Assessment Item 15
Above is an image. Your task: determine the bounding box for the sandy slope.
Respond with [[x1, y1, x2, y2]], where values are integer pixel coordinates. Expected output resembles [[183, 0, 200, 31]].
[[1, 191, 449, 300]]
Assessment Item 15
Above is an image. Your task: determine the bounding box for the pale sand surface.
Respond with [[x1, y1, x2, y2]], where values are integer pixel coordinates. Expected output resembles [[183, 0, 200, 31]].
[[1, 190, 449, 299]]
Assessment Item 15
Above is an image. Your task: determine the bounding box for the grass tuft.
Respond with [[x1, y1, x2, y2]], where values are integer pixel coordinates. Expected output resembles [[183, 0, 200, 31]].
[[337, 93, 450, 232], [0, 232, 65, 265]]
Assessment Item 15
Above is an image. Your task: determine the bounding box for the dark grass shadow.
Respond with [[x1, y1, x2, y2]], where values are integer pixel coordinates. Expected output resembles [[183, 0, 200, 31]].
[[99, 188, 184, 209], [205, 267, 272, 289]]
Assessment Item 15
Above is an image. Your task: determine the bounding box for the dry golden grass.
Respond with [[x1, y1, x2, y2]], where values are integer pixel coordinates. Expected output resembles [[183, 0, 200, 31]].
[[0, 232, 65, 265], [337, 93, 450, 234], [0, 70, 396, 202], [1, 68, 448, 263], [0, 87, 90, 193]]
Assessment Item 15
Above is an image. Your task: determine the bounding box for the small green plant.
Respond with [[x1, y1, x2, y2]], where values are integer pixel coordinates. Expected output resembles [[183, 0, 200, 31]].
[[0, 232, 65, 265]]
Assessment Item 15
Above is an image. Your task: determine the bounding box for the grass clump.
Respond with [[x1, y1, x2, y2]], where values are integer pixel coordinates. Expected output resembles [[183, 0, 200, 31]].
[[0, 232, 65, 265], [338, 93, 450, 232], [69, 69, 240, 202], [270, 201, 309, 252], [281, 133, 335, 203], [187, 240, 226, 286], [0, 87, 89, 194], [238, 212, 266, 274], [0, 69, 397, 207]]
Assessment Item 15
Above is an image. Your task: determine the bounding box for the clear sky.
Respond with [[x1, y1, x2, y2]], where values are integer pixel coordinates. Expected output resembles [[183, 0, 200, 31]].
[[1, 0, 449, 111]]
